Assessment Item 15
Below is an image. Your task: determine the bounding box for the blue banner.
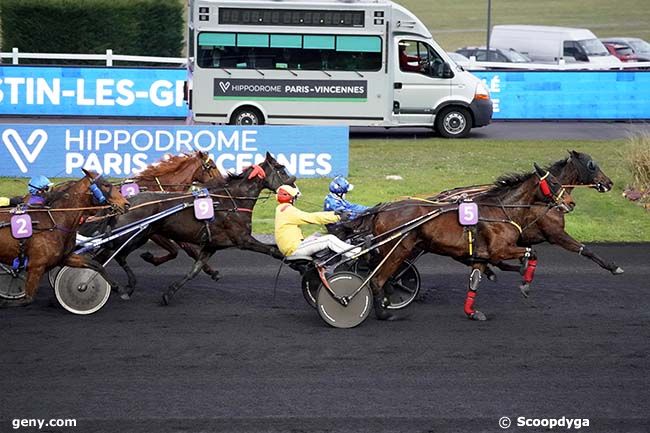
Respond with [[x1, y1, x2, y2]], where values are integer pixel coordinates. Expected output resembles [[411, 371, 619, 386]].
[[0, 125, 348, 178], [0, 66, 186, 117], [2, 66, 649, 120], [473, 70, 650, 119]]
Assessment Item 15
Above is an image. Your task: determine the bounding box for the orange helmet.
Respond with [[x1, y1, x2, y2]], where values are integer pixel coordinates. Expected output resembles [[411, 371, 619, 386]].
[[276, 185, 300, 204]]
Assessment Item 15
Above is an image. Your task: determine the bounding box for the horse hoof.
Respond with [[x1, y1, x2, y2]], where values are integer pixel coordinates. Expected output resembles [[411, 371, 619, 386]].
[[611, 267, 624, 275], [140, 252, 154, 262], [375, 309, 398, 321], [487, 273, 497, 282], [120, 292, 131, 301], [467, 311, 487, 321], [210, 271, 221, 282], [161, 294, 171, 306], [519, 283, 531, 298]]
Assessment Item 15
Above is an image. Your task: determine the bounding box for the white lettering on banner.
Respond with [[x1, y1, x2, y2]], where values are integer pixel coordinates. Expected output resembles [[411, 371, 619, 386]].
[[482, 75, 501, 113], [1, 126, 345, 178], [0, 77, 185, 107], [2, 129, 48, 173]]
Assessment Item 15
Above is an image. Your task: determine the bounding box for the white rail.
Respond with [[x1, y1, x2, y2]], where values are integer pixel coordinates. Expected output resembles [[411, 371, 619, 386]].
[[0, 48, 185, 66], [1, 47, 649, 70]]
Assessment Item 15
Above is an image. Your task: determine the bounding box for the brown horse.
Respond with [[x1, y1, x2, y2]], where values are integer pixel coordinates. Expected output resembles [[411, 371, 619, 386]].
[[89, 152, 296, 303], [128, 151, 225, 276], [0, 170, 129, 307], [431, 150, 622, 292], [355, 165, 575, 321]]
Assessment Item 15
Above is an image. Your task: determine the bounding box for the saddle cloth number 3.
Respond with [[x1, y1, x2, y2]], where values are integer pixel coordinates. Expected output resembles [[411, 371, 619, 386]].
[[194, 197, 214, 220], [11, 214, 33, 239], [458, 202, 478, 226]]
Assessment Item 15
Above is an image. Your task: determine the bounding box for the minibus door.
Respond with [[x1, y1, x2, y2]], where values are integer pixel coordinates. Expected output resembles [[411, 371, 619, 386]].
[[393, 39, 451, 125]]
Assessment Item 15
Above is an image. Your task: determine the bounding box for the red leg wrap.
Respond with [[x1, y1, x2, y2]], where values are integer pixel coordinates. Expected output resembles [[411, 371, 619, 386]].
[[464, 291, 477, 316], [522, 259, 538, 283]]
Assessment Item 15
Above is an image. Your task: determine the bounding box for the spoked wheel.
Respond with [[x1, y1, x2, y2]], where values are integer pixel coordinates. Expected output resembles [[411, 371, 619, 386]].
[[353, 259, 420, 310], [317, 272, 372, 329], [301, 268, 321, 309], [48, 266, 61, 289], [0, 269, 26, 300], [301, 262, 354, 309], [54, 266, 110, 315]]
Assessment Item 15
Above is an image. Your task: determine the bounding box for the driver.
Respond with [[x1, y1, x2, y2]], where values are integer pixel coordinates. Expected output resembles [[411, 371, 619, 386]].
[[0, 175, 53, 207], [323, 176, 369, 219], [274, 185, 360, 259], [399, 43, 422, 72]]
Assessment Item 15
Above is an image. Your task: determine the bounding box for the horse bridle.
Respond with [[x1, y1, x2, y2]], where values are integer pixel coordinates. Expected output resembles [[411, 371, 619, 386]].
[[537, 170, 573, 213]]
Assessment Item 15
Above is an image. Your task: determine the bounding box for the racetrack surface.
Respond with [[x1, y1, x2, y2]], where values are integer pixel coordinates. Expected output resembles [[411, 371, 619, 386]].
[[1, 243, 648, 433]]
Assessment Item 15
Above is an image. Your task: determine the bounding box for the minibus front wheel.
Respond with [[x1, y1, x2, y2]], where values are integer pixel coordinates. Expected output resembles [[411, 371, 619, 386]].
[[230, 106, 265, 126], [435, 106, 472, 138]]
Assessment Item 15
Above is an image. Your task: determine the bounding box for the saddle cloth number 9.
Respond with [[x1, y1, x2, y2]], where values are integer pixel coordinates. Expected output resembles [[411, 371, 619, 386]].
[[194, 197, 214, 220]]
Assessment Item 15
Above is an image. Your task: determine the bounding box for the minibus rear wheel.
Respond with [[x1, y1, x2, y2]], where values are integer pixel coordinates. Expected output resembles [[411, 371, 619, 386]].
[[435, 106, 472, 138], [230, 107, 264, 126]]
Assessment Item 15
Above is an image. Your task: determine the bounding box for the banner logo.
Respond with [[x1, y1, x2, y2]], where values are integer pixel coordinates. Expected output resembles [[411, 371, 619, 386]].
[[219, 81, 231, 93], [2, 129, 48, 173], [214, 78, 368, 100]]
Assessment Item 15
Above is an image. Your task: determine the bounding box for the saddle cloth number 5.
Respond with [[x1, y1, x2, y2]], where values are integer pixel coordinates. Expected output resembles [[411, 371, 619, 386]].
[[458, 202, 478, 226]]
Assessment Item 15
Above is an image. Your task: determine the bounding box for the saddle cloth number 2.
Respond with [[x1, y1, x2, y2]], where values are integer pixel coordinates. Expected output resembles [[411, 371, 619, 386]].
[[11, 214, 33, 239], [194, 197, 214, 220]]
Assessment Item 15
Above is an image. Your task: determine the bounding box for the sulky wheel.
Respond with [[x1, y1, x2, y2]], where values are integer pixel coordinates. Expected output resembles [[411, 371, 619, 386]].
[[384, 260, 421, 310], [48, 266, 61, 289], [317, 272, 372, 329], [54, 266, 110, 315], [301, 268, 321, 309], [0, 269, 26, 300]]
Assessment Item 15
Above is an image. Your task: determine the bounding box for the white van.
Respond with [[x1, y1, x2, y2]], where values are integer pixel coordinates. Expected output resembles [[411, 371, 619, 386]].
[[186, 0, 493, 138], [490, 25, 621, 66]]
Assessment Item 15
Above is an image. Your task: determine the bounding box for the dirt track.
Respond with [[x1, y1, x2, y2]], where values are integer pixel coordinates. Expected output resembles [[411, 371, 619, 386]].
[[1, 243, 648, 433]]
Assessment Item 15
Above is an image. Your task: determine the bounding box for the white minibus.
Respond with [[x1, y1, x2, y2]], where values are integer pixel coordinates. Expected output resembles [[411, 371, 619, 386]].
[[186, 0, 492, 138]]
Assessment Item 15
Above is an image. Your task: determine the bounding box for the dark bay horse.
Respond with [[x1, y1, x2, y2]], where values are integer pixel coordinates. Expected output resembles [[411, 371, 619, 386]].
[[0, 170, 129, 307], [431, 150, 622, 292], [128, 151, 225, 276], [356, 165, 575, 321], [91, 152, 295, 303]]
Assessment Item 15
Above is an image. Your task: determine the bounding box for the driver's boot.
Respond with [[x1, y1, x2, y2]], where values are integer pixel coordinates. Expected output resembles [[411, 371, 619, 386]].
[[373, 295, 397, 321]]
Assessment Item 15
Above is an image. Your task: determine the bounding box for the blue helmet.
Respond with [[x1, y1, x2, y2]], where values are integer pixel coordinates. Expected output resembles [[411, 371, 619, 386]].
[[28, 175, 53, 195], [329, 176, 354, 195]]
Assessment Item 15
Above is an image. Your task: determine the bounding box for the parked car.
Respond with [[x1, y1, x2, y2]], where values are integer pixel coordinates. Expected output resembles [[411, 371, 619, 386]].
[[602, 42, 638, 62], [490, 25, 621, 66], [455, 46, 531, 63], [600, 37, 650, 61]]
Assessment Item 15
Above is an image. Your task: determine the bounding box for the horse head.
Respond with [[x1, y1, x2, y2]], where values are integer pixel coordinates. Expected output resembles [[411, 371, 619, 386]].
[[567, 150, 613, 192], [191, 151, 223, 184], [257, 152, 297, 191], [81, 168, 130, 214], [533, 163, 575, 213]]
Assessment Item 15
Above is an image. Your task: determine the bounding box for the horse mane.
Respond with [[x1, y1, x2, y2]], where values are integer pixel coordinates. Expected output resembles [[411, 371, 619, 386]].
[[136, 153, 199, 181], [546, 157, 569, 176], [42, 180, 79, 205], [480, 170, 536, 199]]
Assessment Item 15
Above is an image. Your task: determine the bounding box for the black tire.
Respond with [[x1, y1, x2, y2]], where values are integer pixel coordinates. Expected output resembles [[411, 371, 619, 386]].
[[435, 106, 472, 138], [229, 106, 264, 125]]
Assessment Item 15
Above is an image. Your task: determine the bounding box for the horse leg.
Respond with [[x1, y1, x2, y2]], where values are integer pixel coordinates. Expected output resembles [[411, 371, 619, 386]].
[[237, 235, 284, 259], [545, 231, 624, 275], [161, 247, 216, 306], [115, 255, 137, 300], [519, 250, 538, 298], [464, 263, 488, 321], [140, 235, 178, 266], [62, 254, 120, 291], [177, 242, 220, 281], [0, 265, 44, 308]]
